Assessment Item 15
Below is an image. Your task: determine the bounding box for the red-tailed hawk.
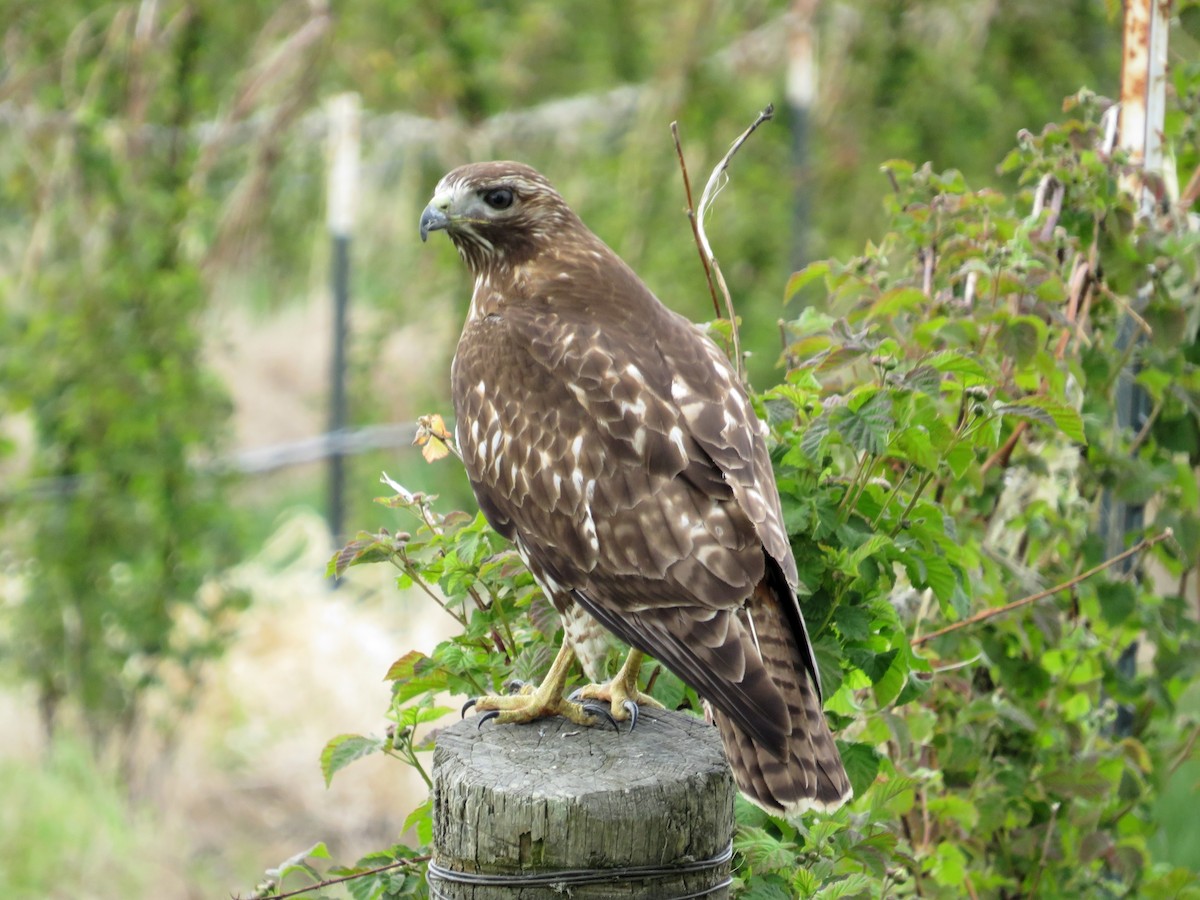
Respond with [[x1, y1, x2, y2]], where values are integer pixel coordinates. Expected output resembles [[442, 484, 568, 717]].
[[420, 161, 851, 816]]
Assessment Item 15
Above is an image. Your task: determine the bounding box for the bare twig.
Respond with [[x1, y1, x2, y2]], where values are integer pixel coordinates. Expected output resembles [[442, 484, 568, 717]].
[[1128, 394, 1164, 455], [979, 421, 1028, 475], [670, 121, 722, 322], [911, 529, 1173, 646], [235, 855, 430, 900], [675, 104, 775, 380]]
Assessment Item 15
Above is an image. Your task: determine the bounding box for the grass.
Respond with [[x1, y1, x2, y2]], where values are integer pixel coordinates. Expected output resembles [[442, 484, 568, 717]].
[[0, 737, 227, 899]]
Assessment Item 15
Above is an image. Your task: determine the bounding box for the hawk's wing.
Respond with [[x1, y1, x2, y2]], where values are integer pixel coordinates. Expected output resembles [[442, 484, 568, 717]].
[[452, 295, 818, 755]]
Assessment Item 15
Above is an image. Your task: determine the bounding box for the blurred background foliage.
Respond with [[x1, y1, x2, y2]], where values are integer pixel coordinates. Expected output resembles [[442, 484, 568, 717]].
[[0, 0, 1196, 897]]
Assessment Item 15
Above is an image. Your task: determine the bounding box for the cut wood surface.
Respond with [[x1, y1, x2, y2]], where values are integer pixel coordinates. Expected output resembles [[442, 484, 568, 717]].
[[430, 708, 735, 899]]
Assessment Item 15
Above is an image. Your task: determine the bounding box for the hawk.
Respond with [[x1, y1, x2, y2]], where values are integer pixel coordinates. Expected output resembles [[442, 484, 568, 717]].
[[419, 161, 851, 816]]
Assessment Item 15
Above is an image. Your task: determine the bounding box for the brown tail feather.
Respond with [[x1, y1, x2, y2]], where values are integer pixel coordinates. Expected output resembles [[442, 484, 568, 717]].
[[711, 705, 851, 816], [711, 578, 852, 816]]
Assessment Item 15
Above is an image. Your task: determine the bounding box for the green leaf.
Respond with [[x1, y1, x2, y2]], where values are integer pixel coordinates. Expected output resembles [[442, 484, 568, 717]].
[[736, 825, 798, 870], [402, 798, 433, 845], [868, 286, 927, 319], [837, 741, 882, 797], [320, 733, 388, 787], [739, 876, 794, 900], [813, 873, 875, 899], [927, 842, 968, 887], [995, 397, 1085, 443], [328, 533, 397, 578], [395, 704, 454, 728], [268, 842, 331, 884], [832, 391, 893, 455], [925, 350, 988, 381], [385, 650, 450, 703], [784, 262, 833, 302], [899, 365, 943, 396]]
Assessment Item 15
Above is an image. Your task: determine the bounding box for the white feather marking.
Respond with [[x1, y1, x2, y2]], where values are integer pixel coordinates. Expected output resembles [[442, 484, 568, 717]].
[[668, 425, 687, 459], [632, 428, 648, 455], [744, 608, 762, 655], [475, 379, 487, 397], [618, 396, 648, 418], [570, 434, 584, 460]]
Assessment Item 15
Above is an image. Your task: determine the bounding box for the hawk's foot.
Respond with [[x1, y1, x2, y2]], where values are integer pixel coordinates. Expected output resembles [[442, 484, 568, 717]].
[[568, 649, 664, 732], [462, 689, 618, 730], [459, 640, 619, 731]]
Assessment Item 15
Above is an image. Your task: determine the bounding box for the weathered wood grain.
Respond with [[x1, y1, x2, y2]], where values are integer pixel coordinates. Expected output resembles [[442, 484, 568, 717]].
[[429, 708, 734, 899]]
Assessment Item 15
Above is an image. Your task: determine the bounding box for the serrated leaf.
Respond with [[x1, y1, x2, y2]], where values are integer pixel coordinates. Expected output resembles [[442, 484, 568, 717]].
[[813, 873, 875, 899], [321, 733, 388, 787], [899, 365, 943, 396], [736, 825, 798, 871], [328, 534, 395, 578], [834, 604, 872, 641], [995, 398, 1085, 443], [832, 392, 893, 455], [395, 704, 454, 729], [925, 350, 987, 380], [385, 650, 450, 703]]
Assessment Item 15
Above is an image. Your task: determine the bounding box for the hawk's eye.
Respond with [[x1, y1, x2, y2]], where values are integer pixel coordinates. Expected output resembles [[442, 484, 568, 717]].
[[482, 188, 514, 210]]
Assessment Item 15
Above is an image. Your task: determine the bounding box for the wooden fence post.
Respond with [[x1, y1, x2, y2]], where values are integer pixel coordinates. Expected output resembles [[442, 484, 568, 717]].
[[429, 708, 735, 899]]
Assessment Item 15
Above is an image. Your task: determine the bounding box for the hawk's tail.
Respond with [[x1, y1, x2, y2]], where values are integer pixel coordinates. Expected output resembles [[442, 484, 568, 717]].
[[710, 581, 852, 817]]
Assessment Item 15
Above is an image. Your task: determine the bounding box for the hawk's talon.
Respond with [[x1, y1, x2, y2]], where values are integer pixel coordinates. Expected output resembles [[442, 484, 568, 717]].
[[580, 701, 620, 733], [476, 709, 502, 729], [504, 679, 529, 695], [623, 699, 640, 732], [461, 698, 477, 718]]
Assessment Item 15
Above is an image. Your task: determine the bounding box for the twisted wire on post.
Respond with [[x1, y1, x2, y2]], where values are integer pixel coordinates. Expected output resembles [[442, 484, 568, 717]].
[[426, 839, 733, 899]]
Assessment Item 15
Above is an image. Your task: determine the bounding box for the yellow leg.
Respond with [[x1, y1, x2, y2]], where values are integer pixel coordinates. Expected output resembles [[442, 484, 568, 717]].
[[571, 649, 665, 727], [464, 641, 612, 728]]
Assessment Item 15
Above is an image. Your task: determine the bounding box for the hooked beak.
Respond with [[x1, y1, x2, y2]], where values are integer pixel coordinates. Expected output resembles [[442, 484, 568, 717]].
[[419, 203, 451, 242]]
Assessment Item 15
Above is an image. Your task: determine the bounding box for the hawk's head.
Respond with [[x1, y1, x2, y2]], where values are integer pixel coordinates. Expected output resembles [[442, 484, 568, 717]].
[[419, 161, 583, 273]]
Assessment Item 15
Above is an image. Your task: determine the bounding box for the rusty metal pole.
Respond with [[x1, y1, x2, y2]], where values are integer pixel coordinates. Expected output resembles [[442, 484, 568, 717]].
[[1103, 0, 1171, 559], [1117, 0, 1171, 216], [1106, 2, 1171, 726]]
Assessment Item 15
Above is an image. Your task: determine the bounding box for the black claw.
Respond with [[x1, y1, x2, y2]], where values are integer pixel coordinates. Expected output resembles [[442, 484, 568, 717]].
[[504, 679, 527, 695], [623, 700, 640, 732], [566, 688, 583, 703], [476, 710, 501, 729], [461, 698, 478, 718], [581, 701, 620, 733]]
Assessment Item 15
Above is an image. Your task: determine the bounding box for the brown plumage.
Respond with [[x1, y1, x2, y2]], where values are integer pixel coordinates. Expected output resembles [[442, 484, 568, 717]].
[[420, 161, 851, 816]]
